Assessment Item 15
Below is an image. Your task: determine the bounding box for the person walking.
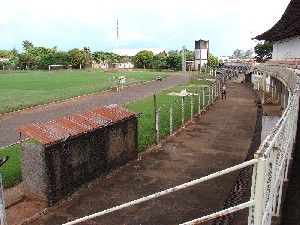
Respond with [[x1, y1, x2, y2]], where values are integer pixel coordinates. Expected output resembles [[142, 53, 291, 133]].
[[221, 84, 227, 99]]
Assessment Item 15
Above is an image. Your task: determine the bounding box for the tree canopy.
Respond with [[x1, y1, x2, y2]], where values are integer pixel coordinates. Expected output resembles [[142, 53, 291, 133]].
[[0, 41, 201, 71], [207, 54, 219, 69], [254, 41, 273, 62], [134, 50, 154, 69]]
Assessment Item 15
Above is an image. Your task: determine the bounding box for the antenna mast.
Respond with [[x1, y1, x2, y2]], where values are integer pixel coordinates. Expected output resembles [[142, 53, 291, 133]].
[[116, 19, 119, 49]]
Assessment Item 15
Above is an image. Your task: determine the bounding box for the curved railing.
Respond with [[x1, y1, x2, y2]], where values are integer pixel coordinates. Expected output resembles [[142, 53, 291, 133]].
[[61, 64, 300, 225]]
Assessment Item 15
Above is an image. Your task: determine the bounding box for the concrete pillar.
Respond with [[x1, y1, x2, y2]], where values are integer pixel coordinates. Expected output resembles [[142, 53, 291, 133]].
[[271, 77, 275, 99], [281, 83, 285, 109], [277, 80, 281, 102], [262, 72, 267, 105], [274, 79, 278, 101], [285, 87, 289, 109], [277, 81, 282, 105]]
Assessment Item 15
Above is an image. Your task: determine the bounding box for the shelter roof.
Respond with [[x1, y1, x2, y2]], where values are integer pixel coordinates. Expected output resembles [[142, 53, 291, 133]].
[[254, 0, 300, 41], [19, 106, 135, 145]]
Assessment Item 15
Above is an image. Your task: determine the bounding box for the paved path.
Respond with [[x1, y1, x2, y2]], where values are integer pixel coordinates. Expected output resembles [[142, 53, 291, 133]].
[[0, 74, 187, 147], [9, 82, 258, 225]]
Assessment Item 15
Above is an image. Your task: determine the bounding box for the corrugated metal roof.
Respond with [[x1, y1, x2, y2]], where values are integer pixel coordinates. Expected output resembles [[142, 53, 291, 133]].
[[19, 106, 136, 145]]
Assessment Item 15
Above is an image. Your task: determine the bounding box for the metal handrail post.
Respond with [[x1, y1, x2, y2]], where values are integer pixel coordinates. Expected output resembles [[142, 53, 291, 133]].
[[253, 157, 267, 225]]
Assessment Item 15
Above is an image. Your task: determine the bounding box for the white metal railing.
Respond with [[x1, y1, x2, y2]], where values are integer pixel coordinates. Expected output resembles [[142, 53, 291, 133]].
[[35, 65, 292, 225], [63, 159, 259, 225], [61, 66, 299, 225]]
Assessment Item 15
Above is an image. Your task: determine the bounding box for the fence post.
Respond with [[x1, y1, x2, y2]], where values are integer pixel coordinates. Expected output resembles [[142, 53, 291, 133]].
[[190, 95, 193, 119], [154, 94, 157, 131], [208, 85, 211, 105], [198, 92, 201, 113], [202, 88, 205, 109], [181, 96, 185, 125], [169, 105, 173, 134], [252, 157, 266, 225], [208, 86, 211, 104], [155, 108, 160, 144], [215, 82, 217, 98], [211, 84, 214, 101], [0, 175, 7, 225], [275, 172, 284, 216]]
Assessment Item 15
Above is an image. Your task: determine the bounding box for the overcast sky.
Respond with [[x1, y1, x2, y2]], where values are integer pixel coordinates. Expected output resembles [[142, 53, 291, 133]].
[[0, 0, 291, 56]]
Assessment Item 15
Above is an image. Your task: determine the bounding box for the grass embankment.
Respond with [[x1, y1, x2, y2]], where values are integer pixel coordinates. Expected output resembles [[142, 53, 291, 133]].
[[0, 70, 168, 114], [0, 145, 22, 187], [0, 76, 214, 188], [125, 78, 212, 151]]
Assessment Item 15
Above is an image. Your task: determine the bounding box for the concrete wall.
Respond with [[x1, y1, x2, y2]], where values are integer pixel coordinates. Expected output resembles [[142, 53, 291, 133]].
[[21, 117, 138, 205], [272, 36, 300, 60], [21, 143, 47, 200]]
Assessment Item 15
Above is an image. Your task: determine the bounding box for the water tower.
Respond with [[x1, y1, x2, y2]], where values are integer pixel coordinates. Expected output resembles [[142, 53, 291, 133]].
[[194, 39, 209, 70]]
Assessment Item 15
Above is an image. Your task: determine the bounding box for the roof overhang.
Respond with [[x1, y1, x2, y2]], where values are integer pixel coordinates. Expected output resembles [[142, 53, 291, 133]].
[[254, 0, 300, 42]]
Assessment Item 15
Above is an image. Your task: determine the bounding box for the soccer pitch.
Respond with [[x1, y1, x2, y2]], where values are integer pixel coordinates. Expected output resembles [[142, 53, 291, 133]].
[[0, 70, 168, 114]]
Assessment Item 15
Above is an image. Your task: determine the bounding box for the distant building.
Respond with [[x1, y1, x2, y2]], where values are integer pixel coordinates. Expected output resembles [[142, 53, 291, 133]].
[[194, 39, 209, 70], [92, 60, 109, 70], [113, 60, 134, 69], [186, 61, 195, 71], [219, 56, 230, 63], [0, 58, 10, 62], [255, 0, 300, 61]]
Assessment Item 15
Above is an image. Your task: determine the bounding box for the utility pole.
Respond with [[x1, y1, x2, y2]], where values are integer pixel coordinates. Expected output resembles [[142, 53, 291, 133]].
[[262, 67, 267, 105]]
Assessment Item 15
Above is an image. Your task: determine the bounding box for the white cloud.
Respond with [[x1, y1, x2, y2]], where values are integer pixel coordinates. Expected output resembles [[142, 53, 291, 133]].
[[0, 0, 293, 55], [0, 14, 9, 25], [121, 31, 153, 42]]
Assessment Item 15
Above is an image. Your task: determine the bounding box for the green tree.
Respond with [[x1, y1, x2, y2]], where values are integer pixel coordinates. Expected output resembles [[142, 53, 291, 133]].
[[83, 47, 92, 65], [0, 50, 14, 59], [134, 50, 154, 69], [207, 54, 219, 69], [151, 51, 167, 70], [92, 51, 107, 63], [68, 48, 90, 68], [244, 49, 253, 58], [40, 51, 70, 69], [232, 49, 244, 59], [185, 49, 195, 61], [254, 41, 273, 62], [166, 51, 181, 70], [22, 40, 34, 51], [19, 52, 38, 69]]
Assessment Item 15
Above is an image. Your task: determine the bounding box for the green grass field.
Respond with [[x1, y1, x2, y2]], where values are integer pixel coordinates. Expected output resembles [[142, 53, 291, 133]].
[[0, 76, 214, 188], [0, 69, 168, 114], [0, 145, 22, 188], [125, 78, 212, 151]]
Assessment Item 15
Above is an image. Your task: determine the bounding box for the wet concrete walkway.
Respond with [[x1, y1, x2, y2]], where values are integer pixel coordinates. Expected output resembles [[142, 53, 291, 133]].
[[10, 82, 258, 225]]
